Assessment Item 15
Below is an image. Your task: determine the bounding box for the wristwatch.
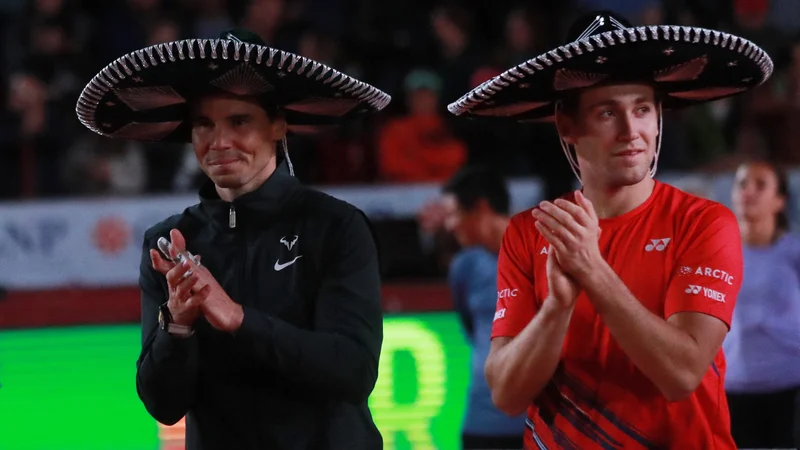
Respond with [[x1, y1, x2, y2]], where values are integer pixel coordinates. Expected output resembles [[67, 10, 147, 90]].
[[158, 302, 194, 337]]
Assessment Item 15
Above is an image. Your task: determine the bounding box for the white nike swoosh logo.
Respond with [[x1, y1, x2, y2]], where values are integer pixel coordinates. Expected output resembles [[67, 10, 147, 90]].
[[274, 255, 303, 271]]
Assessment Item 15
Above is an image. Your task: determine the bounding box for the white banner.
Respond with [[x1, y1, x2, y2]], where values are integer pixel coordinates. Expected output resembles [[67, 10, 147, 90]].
[[0, 181, 544, 290], [5, 170, 787, 290], [0, 196, 196, 289]]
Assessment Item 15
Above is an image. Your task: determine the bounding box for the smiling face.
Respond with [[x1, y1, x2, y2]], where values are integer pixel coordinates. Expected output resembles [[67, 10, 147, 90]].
[[556, 83, 659, 189], [190, 95, 287, 196]]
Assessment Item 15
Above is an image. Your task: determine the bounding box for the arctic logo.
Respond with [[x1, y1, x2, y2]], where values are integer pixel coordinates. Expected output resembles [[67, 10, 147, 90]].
[[645, 238, 671, 252], [498, 288, 519, 299], [695, 266, 735, 285], [494, 308, 506, 322], [280, 235, 299, 250], [685, 284, 726, 303], [540, 247, 549, 255]]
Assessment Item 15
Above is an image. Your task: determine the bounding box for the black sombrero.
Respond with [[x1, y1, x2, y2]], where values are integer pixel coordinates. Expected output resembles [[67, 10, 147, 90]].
[[75, 29, 391, 142], [447, 11, 773, 122]]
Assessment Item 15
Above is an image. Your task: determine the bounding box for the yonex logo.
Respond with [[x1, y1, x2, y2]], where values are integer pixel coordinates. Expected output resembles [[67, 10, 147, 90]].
[[685, 284, 726, 302], [494, 308, 506, 322], [645, 238, 671, 252]]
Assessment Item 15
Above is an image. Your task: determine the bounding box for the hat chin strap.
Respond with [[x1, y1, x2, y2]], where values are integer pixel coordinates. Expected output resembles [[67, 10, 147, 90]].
[[556, 102, 663, 187], [281, 136, 295, 177]]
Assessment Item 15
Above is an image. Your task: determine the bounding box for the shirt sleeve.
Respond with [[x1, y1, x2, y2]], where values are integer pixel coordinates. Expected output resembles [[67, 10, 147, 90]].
[[135, 231, 200, 426], [664, 204, 743, 328], [492, 214, 537, 339]]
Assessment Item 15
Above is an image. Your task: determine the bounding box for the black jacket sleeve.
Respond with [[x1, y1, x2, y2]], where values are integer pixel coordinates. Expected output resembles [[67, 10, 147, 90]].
[[135, 233, 200, 425], [236, 209, 383, 404]]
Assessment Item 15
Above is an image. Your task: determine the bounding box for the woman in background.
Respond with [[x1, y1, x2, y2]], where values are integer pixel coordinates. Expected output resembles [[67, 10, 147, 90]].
[[725, 160, 800, 449]]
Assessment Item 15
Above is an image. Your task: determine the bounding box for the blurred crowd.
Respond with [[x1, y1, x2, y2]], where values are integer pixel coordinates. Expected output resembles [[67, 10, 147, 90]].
[[2, 0, 800, 200]]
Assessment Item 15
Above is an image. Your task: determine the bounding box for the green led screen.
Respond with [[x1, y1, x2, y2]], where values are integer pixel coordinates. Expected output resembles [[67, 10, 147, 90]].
[[0, 313, 471, 450]]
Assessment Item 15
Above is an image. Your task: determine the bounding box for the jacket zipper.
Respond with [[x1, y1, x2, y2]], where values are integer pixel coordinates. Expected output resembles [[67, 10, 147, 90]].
[[229, 202, 246, 308]]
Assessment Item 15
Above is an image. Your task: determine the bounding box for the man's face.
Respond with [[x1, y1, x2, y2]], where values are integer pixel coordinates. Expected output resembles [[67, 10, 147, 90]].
[[442, 193, 484, 247], [557, 84, 659, 188], [191, 95, 286, 190]]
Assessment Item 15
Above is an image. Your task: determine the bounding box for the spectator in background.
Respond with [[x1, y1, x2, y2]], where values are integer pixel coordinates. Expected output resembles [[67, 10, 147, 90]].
[[429, 6, 484, 108], [240, 0, 292, 49], [377, 68, 466, 183], [418, 166, 525, 450], [744, 34, 800, 166], [1, 70, 64, 197], [61, 133, 148, 196], [724, 160, 800, 449]]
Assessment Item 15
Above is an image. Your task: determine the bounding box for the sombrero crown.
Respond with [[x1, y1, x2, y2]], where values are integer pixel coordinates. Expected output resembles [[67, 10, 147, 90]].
[[447, 11, 773, 121], [75, 29, 391, 142]]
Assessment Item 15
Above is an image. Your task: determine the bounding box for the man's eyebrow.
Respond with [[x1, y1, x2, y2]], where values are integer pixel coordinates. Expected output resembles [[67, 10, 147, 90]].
[[586, 96, 654, 110]]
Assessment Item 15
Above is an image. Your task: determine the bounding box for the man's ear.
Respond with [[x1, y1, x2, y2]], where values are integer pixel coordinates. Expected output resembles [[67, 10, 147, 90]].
[[474, 197, 494, 216], [272, 116, 288, 141], [554, 110, 576, 145]]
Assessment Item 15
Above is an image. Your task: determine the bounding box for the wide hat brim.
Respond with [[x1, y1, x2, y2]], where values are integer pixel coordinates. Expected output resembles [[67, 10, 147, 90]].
[[75, 37, 392, 142], [447, 25, 773, 122]]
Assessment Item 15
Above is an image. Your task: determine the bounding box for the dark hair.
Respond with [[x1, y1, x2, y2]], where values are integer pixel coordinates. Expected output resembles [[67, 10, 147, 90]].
[[443, 165, 510, 215], [744, 159, 792, 232]]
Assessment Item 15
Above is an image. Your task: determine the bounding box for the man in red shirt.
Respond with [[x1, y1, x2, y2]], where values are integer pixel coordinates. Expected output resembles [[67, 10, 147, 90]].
[[447, 11, 774, 449]]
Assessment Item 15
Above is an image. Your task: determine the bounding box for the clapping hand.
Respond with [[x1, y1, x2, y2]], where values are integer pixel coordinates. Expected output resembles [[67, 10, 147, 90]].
[[150, 229, 208, 326], [151, 229, 243, 333], [532, 191, 603, 282]]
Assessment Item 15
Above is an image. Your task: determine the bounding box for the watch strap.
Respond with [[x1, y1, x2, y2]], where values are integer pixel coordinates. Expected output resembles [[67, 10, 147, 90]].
[[166, 323, 194, 337], [158, 302, 194, 336]]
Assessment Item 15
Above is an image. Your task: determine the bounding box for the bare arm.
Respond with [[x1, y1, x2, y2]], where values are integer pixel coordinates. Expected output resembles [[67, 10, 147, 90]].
[[582, 263, 729, 401], [485, 299, 573, 415]]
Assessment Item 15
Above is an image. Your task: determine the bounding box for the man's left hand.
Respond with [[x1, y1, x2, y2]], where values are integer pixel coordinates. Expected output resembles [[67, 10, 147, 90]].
[[184, 257, 244, 333], [532, 190, 604, 281]]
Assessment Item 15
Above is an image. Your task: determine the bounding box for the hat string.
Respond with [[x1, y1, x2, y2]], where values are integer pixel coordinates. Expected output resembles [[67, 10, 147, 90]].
[[555, 100, 584, 185], [554, 100, 663, 187], [281, 136, 295, 177], [649, 103, 663, 178]]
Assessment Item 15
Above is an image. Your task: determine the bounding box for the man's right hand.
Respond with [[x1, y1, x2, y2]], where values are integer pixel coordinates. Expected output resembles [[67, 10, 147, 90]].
[[149, 229, 206, 326], [546, 245, 580, 310]]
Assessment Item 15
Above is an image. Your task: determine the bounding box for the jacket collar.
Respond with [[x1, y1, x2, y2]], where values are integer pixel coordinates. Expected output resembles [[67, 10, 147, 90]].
[[198, 161, 301, 227]]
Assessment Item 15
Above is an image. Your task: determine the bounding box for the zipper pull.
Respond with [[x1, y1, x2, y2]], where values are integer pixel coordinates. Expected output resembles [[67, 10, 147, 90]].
[[229, 205, 237, 228]]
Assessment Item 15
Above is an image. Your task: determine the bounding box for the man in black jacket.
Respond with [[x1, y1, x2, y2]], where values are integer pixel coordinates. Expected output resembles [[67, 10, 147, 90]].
[[74, 29, 392, 449]]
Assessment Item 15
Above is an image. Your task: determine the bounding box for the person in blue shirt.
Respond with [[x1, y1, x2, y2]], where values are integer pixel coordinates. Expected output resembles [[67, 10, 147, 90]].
[[724, 159, 800, 449], [420, 165, 526, 449]]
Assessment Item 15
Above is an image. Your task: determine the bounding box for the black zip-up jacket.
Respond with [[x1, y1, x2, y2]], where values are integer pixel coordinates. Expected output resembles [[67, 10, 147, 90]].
[[135, 165, 384, 450]]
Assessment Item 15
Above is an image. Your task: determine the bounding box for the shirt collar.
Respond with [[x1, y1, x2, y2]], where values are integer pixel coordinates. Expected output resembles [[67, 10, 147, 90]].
[[198, 161, 301, 228]]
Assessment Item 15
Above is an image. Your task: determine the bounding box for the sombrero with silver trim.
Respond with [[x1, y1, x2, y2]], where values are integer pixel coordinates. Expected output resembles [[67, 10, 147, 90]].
[[447, 11, 773, 122], [75, 29, 391, 142]]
